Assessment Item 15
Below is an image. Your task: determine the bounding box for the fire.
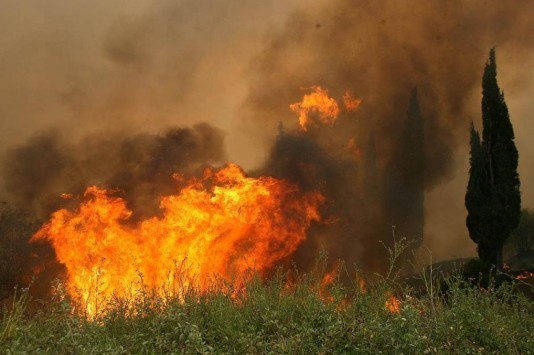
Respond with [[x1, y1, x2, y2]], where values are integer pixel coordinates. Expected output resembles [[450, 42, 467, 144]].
[[515, 271, 534, 279], [320, 261, 343, 288], [385, 294, 401, 314], [290, 86, 340, 131], [32, 163, 324, 317], [343, 91, 362, 112], [289, 86, 362, 131]]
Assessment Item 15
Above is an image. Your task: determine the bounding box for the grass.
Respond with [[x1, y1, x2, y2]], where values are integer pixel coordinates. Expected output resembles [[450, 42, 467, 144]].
[[1, 263, 533, 354]]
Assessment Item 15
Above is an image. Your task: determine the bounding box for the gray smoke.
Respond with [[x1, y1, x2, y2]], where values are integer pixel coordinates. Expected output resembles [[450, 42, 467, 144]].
[[1, 124, 226, 219]]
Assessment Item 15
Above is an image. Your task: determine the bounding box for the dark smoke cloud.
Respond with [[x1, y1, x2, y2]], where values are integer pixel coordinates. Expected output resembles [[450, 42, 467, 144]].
[[1, 123, 226, 219], [256, 129, 387, 271]]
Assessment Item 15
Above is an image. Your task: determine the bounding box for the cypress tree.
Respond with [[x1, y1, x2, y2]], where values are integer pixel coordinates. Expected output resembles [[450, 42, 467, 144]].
[[465, 49, 521, 268], [364, 129, 378, 198], [384, 88, 425, 249], [465, 123, 491, 250]]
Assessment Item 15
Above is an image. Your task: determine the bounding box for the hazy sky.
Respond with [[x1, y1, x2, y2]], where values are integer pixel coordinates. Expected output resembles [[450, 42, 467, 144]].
[[0, 0, 303, 160]]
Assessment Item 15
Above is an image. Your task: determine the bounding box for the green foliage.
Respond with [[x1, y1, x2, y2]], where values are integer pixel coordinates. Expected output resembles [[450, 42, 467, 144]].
[[466, 48, 521, 267], [0, 204, 40, 299], [460, 259, 514, 290], [1, 266, 532, 354], [466, 124, 493, 253]]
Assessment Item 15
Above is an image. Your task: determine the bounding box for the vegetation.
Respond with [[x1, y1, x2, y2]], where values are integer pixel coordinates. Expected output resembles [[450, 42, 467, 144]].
[[509, 209, 534, 257], [1, 263, 532, 354], [466, 48, 521, 268], [0, 204, 40, 300]]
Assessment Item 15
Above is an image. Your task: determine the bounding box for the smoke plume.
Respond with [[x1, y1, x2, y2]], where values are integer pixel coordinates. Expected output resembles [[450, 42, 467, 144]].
[[1, 124, 226, 219]]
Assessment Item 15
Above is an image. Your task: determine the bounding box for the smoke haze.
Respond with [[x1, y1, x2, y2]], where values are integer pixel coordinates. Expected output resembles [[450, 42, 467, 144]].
[[1, 0, 533, 268]]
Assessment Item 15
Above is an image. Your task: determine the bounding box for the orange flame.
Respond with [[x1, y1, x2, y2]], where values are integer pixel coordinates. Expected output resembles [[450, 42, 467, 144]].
[[385, 294, 401, 314], [321, 261, 343, 288], [515, 271, 534, 279], [32, 163, 324, 317], [343, 91, 362, 112], [290, 86, 340, 131]]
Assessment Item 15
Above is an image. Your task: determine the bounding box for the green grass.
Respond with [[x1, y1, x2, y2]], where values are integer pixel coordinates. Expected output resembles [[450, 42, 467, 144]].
[[1, 268, 532, 354]]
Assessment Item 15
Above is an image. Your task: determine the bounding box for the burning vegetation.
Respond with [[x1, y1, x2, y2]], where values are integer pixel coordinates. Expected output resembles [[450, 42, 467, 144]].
[[31, 164, 323, 316]]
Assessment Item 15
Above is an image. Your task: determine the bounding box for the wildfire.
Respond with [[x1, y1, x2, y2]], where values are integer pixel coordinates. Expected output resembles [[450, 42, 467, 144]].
[[343, 91, 362, 112], [290, 86, 362, 131], [32, 163, 324, 317], [290, 86, 340, 131]]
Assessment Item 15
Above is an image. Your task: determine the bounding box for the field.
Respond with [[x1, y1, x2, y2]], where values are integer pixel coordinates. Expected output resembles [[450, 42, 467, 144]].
[[1, 264, 532, 354]]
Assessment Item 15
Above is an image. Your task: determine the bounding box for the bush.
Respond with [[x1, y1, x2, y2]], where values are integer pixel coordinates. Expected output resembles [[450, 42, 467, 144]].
[[0, 204, 40, 300]]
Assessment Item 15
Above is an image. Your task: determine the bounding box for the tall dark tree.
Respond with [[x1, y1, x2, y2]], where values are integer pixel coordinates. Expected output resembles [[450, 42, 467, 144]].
[[465, 123, 491, 254], [465, 49, 521, 268], [364, 129, 378, 199], [509, 209, 534, 257], [384, 88, 425, 249]]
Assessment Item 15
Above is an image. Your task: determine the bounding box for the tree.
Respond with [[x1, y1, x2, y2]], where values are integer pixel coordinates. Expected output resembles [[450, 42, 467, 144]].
[[465, 123, 491, 254], [364, 129, 378, 199], [509, 209, 534, 257], [384, 88, 425, 250], [465, 49, 521, 268]]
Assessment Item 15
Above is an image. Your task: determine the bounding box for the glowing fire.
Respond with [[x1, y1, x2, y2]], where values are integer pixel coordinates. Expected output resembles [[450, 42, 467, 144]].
[[290, 86, 362, 131], [385, 294, 401, 314], [290, 86, 340, 131], [32, 163, 324, 316], [515, 271, 534, 279], [343, 91, 362, 112]]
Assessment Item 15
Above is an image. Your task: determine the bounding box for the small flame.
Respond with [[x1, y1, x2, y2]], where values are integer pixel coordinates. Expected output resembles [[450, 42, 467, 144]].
[[356, 276, 366, 293], [290, 86, 340, 131], [343, 91, 362, 112], [321, 261, 342, 287], [385, 294, 401, 314], [290, 87, 362, 131], [515, 271, 534, 279], [32, 163, 324, 317]]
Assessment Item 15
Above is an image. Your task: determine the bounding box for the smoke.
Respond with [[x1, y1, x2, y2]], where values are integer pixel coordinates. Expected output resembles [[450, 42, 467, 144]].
[[0, 0, 302, 163], [243, 0, 534, 263], [1, 124, 226, 220], [0, 0, 533, 287], [256, 129, 387, 271]]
